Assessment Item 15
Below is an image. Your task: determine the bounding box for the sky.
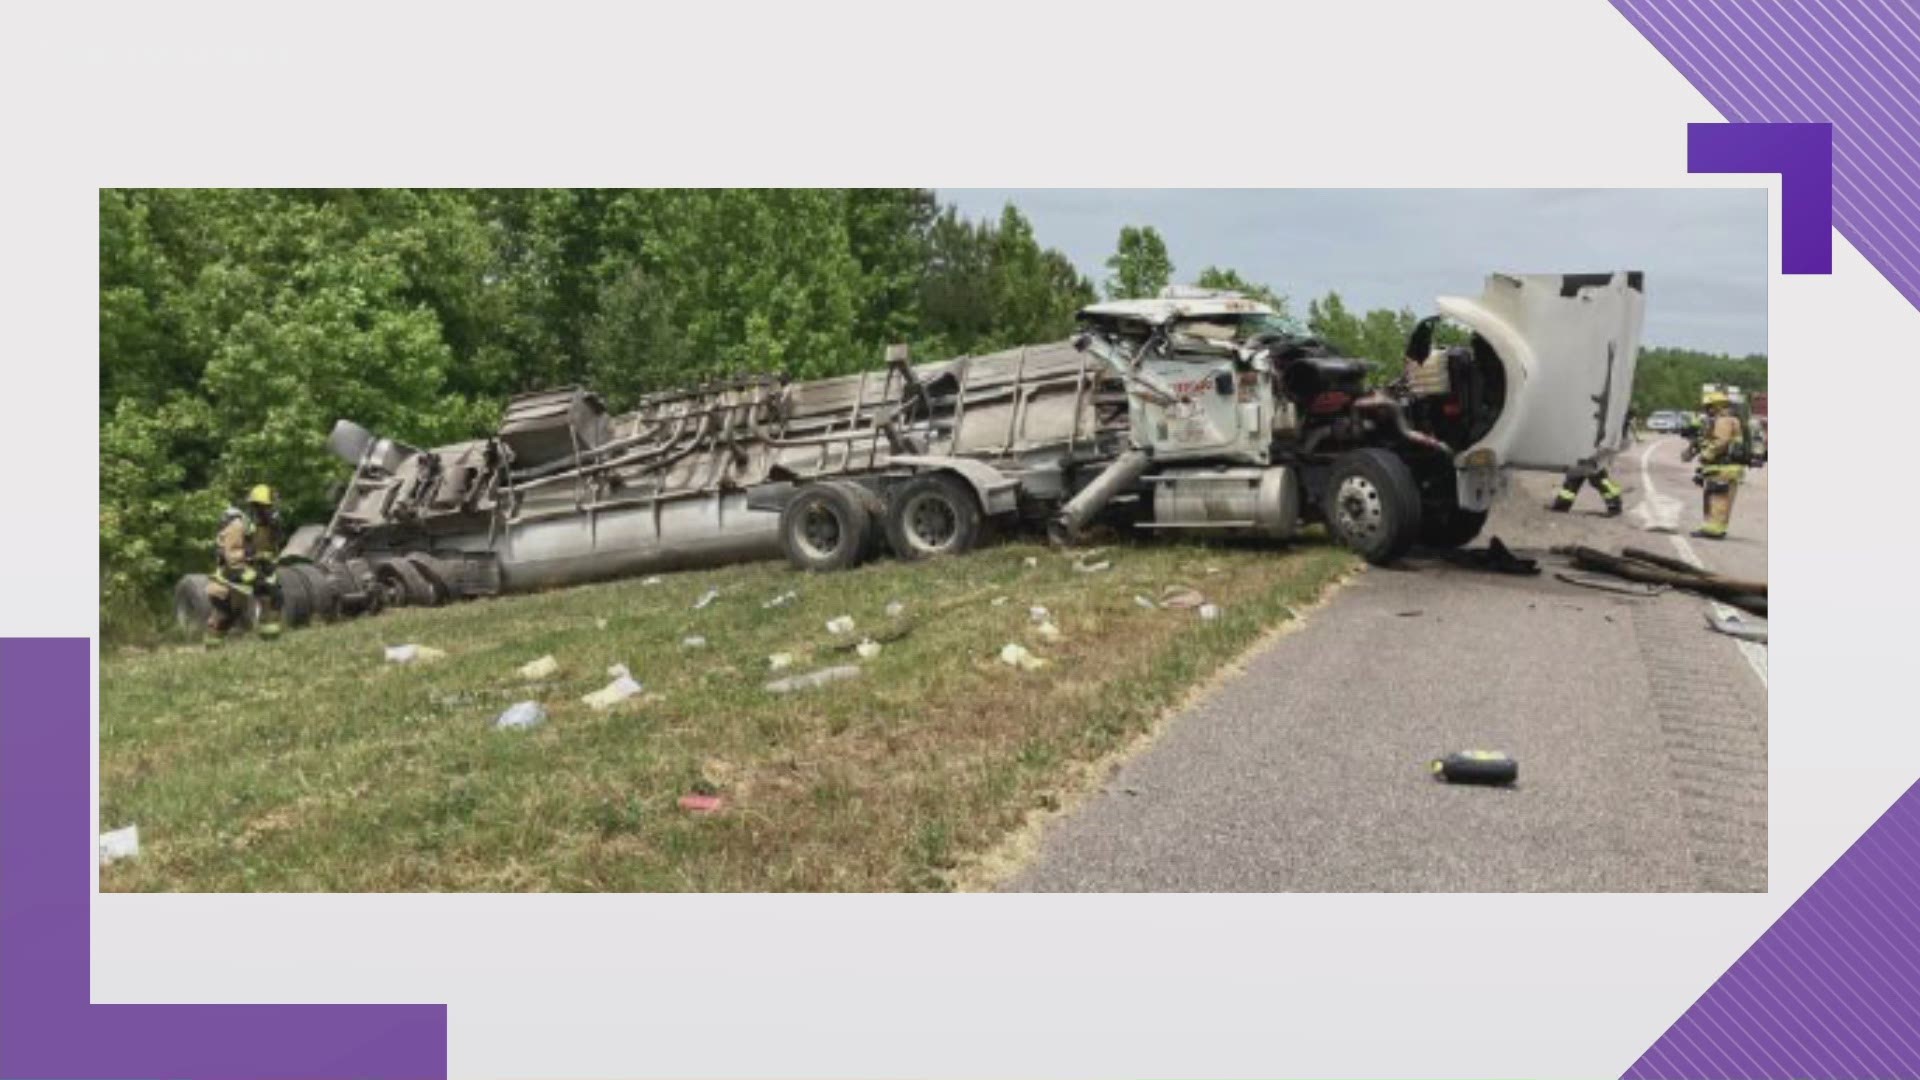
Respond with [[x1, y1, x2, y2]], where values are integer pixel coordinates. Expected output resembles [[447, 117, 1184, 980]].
[[938, 189, 1768, 357]]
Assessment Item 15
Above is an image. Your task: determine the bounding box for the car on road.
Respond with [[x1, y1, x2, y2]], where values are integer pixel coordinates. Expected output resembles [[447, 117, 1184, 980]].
[[1647, 410, 1682, 432]]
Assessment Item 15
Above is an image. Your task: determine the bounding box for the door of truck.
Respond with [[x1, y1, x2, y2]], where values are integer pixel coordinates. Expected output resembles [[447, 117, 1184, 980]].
[[1438, 271, 1646, 472], [1133, 350, 1272, 466]]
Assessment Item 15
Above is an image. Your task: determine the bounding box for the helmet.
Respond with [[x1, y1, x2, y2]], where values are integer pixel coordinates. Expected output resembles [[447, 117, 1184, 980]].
[[1701, 390, 1730, 409], [247, 484, 276, 507]]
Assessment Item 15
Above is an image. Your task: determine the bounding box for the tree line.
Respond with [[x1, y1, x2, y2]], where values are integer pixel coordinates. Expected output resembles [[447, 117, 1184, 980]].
[[99, 195, 1762, 628]]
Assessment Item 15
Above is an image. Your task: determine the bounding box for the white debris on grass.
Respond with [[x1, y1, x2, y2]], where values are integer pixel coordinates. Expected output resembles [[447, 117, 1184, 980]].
[[999, 642, 1047, 672], [825, 615, 856, 635], [1134, 595, 1157, 610], [1198, 603, 1222, 621], [991, 596, 1010, 606], [692, 587, 721, 610], [1033, 621, 1063, 643], [765, 665, 862, 694], [100, 825, 140, 866], [764, 591, 798, 609], [594, 617, 609, 630], [682, 635, 708, 649], [1028, 605, 1049, 624], [582, 673, 644, 710], [884, 600, 905, 618], [493, 701, 547, 730], [642, 576, 663, 586], [517, 655, 560, 680], [1023, 556, 1039, 568], [1160, 586, 1206, 610], [855, 638, 882, 660], [608, 662, 632, 680], [384, 644, 446, 664], [768, 652, 795, 671], [1073, 560, 1112, 574]]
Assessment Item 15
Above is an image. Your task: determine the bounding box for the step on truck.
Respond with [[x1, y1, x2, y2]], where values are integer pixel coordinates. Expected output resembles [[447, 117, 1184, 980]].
[[175, 271, 1644, 632]]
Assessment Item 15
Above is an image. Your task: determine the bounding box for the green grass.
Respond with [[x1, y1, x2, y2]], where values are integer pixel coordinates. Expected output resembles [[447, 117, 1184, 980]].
[[100, 537, 1354, 891]]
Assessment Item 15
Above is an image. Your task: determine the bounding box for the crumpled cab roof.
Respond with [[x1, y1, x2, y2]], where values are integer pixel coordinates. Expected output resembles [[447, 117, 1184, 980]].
[[1078, 286, 1276, 327]]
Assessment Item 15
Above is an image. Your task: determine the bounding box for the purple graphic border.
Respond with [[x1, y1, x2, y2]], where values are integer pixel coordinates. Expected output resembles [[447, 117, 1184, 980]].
[[1612, 0, 1920, 1076], [0, 639, 447, 1080]]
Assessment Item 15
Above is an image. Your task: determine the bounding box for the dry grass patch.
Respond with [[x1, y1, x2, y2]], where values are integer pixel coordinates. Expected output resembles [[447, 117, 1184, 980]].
[[100, 537, 1354, 891]]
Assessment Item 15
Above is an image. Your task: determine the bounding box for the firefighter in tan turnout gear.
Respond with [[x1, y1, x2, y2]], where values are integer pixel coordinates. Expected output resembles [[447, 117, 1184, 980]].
[[203, 485, 286, 645], [1681, 391, 1747, 540], [1549, 456, 1624, 516]]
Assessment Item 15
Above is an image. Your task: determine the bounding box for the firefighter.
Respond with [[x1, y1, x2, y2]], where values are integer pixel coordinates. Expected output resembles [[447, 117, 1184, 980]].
[[1549, 456, 1624, 516], [203, 484, 286, 645], [1682, 390, 1747, 540]]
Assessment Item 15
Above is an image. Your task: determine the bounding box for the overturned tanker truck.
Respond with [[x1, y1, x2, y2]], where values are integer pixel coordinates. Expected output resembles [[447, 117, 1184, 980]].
[[174, 271, 1644, 631]]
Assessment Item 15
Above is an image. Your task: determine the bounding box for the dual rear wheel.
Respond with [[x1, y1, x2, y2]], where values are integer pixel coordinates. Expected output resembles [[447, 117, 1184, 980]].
[[778, 474, 983, 572]]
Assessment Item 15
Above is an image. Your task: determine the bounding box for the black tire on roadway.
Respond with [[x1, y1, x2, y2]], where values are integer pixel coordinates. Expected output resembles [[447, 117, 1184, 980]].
[[779, 482, 874, 572], [884, 472, 984, 561], [1418, 506, 1490, 549], [1322, 448, 1422, 565]]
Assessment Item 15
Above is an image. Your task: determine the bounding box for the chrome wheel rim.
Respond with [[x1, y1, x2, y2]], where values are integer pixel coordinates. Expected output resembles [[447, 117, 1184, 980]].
[[1333, 475, 1386, 544], [902, 492, 959, 554], [795, 503, 846, 561]]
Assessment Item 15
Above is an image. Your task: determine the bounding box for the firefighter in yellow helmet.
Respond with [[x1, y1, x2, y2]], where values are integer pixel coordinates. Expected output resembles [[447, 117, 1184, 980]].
[[203, 484, 286, 645], [1681, 391, 1747, 540]]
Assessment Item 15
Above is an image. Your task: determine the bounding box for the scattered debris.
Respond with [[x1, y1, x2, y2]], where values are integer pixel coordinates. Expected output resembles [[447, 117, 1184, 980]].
[[1033, 621, 1064, 643], [1197, 603, 1221, 621], [682, 635, 708, 649], [1204, 565, 1222, 575], [582, 672, 644, 709], [765, 664, 862, 694], [1073, 559, 1113, 574], [642, 576, 663, 586], [1134, 595, 1157, 610], [1395, 609, 1424, 618], [692, 587, 721, 610], [516, 655, 560, 680], [100, 825, 140, 866], [1022, 556, 1039, 568], [1555, 571, 1668, 598], [594, 617, 609, 630], [1431, 750, 1519, 786], [678, 793, 725, 814], [1028, 605, 1050, 624], [1441, 536, 1539, 575], [1706, 610, 1768, 644], [1160, 586, 1206, 610], [383, 644, 447, 664], [763, 590, 798, 609], [767, 652, 795, 671], [999, 642, 1047, 672], [493, 701, 548, 730], [991, 596, 1010, 606], [855, 638, 882, 659], [608, 662, 632, 680], [1555, 544, 1766, 616], [825, 615, 856, 635], [884, 600, 906, 618]]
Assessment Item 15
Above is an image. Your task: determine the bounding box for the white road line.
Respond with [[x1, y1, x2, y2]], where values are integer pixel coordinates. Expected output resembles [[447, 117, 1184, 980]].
[[1636, 439, 1769, 689]]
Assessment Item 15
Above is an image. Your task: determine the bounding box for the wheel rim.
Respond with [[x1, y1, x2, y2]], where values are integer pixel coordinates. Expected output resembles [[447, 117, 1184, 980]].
[[794, 503, 845, 561], [901, 492, 959, 554], [1333, 475, 1387, 544]]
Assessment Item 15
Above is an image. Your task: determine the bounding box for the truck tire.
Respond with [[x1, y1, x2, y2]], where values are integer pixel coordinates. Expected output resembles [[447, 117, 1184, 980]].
[[277, 566, 314, 627], [1419, 507, 1490, 549], [375, 557, 442, 607], [1323, 449, 1422, 565], [780, 482, 874, 572], [290, 564, 341, 622], [884, 472, 983, 560], [174, 574, 214, 633]]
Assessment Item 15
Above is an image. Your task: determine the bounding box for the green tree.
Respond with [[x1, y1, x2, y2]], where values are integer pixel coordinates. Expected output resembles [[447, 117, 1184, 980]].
[[1104, 225, 1173, 300]]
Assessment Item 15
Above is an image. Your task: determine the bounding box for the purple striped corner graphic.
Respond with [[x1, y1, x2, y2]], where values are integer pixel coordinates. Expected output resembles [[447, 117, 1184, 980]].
[[0, 639, 448, 1080]]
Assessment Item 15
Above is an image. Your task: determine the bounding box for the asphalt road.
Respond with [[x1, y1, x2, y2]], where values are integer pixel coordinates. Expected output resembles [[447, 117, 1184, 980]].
[[1007, 434, 1768, 892]]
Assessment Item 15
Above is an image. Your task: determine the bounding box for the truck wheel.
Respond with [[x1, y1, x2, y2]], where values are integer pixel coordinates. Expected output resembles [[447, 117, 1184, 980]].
[[885, 472, 983, 560], [375, 557, 442, 607], [277, 567, 314, 627], [173, 574, 214, 633], [1323, 449, 1422, 564], [1419, 507, 1490, 549], [780, 483, 874, 572]]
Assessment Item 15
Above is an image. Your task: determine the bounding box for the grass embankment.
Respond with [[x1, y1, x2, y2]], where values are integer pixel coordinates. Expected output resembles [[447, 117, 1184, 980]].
[[101, 539, 1353, 891]]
